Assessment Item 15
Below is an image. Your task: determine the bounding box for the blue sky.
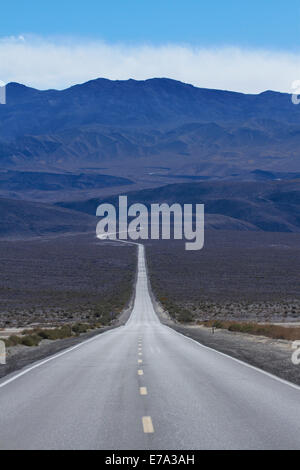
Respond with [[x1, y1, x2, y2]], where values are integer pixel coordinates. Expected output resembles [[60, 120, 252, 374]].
[[1, 1, 300, 92], [1, 0, 300, 49]]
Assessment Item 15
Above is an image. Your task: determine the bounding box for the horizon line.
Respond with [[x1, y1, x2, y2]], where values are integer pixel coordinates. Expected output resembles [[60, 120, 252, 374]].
[[4, 77, 288, 96]]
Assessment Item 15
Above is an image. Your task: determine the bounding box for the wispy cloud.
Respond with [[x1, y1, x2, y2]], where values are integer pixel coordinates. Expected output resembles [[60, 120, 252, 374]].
[[0, 35, 299, 93]]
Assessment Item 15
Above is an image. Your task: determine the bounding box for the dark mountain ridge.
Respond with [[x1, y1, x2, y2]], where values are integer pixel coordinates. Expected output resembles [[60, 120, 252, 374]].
[[0, 79, 297, 139], [57, 180, 300, 233], [0, 170, 133, 191], [0, 78, 299, 173], [0, 197, 95, 239]]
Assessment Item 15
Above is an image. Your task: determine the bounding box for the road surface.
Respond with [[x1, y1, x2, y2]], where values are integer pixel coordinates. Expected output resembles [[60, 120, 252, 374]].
[[0, 244, 300, 450]]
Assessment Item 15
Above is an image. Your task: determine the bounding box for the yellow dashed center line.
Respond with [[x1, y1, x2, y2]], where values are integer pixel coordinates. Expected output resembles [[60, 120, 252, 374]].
[[136, 342, 151, 433], [142, 416, 154, 433]]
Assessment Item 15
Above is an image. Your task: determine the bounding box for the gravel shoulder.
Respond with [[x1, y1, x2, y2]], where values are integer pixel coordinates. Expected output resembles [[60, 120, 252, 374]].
[[154, 299, 300, 386], [2, 259, 300, 387], [0, 293, 134, 380]]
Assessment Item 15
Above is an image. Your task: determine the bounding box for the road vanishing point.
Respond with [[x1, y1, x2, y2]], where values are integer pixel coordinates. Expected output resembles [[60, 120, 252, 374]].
[[0, 244, 300, 450]]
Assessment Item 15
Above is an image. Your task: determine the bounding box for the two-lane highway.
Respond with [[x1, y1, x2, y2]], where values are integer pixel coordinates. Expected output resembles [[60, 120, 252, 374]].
[[0, 244, 300, 449]]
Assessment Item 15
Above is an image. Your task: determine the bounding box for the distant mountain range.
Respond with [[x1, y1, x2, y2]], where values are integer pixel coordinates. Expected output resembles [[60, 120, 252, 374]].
[[57, 180, 300, 233], [1, 78, 300, 177], [0, 170, 132, 191], [0, 198, 94, 239], [1, 78, 300, 238], [1, 178, 300, 238]]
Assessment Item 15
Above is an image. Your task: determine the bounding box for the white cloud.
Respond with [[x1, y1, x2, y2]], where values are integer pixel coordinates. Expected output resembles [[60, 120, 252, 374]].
[[0, 35, 299, 93]]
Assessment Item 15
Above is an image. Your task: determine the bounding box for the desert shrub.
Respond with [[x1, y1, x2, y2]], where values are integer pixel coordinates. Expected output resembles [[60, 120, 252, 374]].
[[212, 320, 225, 329], [4, 322, 101, 349], [158, 296, 194, 323], [199, 320, 300, 341], [228, 323, 252, 333], [72, 323, 90, 335], [57, 325, 73, 339], [4, 335, 22, 347], [177, 308, 194, 323], [45, 325, 72, 340], [21, 334, 41, 347], [35, 329, 53, 340], [27, 325, 73, 341], [22, 329, 36, 335]]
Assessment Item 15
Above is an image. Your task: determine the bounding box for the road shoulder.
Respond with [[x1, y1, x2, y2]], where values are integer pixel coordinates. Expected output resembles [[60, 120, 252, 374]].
[[0, 296, 134, 380], [153, 297, 300, 386]]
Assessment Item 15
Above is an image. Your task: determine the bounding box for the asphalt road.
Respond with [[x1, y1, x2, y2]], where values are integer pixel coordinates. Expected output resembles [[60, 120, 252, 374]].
[[0, 244, 300, 450]]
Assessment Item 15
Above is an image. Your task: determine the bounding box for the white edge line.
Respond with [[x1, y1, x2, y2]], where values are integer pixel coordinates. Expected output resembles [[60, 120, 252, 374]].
[[0, 327, 120, 389], [163, 324, 300, 392], [0, 237, 138, 390], [136, 239, 300, 393], [104, 239, 300, 393], [8, 236, 296, 395]]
